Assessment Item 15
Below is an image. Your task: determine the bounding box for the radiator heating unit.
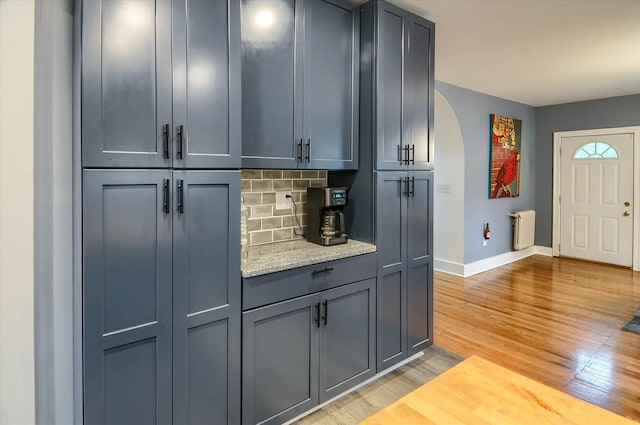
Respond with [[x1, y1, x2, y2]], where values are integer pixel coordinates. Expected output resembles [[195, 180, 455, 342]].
[[510, 210, 535, 250]]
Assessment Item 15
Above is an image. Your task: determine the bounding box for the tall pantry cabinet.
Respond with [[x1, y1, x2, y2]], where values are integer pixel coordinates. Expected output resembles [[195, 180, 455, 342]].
[[334, 0, 435, 372], [81, 1, 241, 424]]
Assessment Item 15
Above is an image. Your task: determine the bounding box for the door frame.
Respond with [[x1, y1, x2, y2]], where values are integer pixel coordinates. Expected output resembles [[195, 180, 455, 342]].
[[552, 126, 640, 270]]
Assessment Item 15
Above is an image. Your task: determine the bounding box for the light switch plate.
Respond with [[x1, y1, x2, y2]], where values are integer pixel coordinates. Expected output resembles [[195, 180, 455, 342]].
[[275, 191, 292, 210]]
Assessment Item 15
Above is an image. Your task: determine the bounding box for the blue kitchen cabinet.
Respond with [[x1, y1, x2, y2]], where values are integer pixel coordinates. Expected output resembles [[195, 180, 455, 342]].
[[241, 0, 359, 170], [375, 170, 433, 371], [318, 279, 376, 402], [82, 0, 240, 169], [83, 169, 241, 424], [360, 0, 435, 171], [331, 0, 435, 373], [82, 1, 241, 423], [172, 171, 241, 424], [242, 294, 320, 425], [405, 172, 434, 356], [83, 170, 173, 424], [242, 256, 376, 425]]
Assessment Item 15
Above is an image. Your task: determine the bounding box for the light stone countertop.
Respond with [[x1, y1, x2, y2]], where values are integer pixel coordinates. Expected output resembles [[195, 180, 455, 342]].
[[241, 239, 377, 278]]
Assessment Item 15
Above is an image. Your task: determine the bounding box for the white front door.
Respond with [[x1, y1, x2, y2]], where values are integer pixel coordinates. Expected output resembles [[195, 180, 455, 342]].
[[559, 133, 634, 267]]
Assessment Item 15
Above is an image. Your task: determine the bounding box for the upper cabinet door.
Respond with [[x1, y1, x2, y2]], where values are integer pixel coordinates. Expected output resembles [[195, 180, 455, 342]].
[[375, 2, 406, 170], [374, 1, 434, 171], [241, 0, 303, 169], [82, 0, 172, 168], [83, 0, 240, 169], [405, 15, 435, 170], [172, 0, 241, 169], [304, 0, 359, 170]]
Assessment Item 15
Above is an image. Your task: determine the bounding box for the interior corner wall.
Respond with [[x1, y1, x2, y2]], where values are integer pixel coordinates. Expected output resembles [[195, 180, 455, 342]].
[[0, 1, 36, 423], [434, 90, 464, 266], [435, 81, 536, 264], [534, 94, 640, 247]]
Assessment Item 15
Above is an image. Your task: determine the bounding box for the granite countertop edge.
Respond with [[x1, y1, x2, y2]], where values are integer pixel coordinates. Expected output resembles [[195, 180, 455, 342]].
[[241, 239, 377, 278]]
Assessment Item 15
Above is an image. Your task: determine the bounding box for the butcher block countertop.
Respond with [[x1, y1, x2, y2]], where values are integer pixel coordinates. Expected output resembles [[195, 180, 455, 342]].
[[360, 355, 638, 425], [241, 239, 377, 278]]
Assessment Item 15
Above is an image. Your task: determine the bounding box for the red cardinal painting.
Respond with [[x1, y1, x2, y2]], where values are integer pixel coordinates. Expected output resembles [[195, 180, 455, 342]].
[[492, 149, 519, 198]]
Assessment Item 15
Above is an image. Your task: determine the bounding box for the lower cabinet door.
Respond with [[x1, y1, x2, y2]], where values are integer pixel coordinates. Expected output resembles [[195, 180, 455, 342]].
[[406, 171, 433, 355], [172, 171, 241, 425], [83, 170, 173, 425], [319, 278, 376, 402], [242, 294, 320, 425], [375, 172, 408, 371]]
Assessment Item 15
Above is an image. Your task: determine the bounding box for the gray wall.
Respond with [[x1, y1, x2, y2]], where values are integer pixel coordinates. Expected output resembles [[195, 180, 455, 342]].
[[433, 90, 465, 266], [34, 0, 76, 422], [435, 81, 536, 263], [535, 94, 640, 247]]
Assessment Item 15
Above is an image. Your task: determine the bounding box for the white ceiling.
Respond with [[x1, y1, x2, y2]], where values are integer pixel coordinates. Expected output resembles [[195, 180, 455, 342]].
[[383, 0, 640, 107]]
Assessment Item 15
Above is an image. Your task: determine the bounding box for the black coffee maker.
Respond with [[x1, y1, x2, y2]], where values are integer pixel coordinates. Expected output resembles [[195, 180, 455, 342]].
[[306, 187, 348, 246]]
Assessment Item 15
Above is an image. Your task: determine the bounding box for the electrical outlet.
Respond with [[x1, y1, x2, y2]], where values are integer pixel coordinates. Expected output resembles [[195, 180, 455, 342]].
[[275, 191, 292, 210]]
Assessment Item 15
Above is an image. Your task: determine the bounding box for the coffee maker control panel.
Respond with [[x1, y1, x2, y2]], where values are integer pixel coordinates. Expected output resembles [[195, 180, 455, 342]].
[[328, 188, 347, 206]]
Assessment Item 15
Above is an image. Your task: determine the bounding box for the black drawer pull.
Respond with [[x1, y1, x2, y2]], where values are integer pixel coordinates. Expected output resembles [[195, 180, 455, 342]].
[[315, 302, 321, 328], [163, 123, 171, 159], [162, 179, 170, 214], [322, 300, 328, 326], [177, 179, 184, 214], [312, 267, 334, 276], [177, 124, 184, 160]]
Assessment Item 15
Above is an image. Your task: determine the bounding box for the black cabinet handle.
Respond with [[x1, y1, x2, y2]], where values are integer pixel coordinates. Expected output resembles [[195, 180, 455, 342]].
[[177, 179, 184, 214], [409, 144, 415, 164], [410, 176, 415, 197], [177, 125, 184, 160], [312, 267, 334, 275], [322, 300, 328, 326], [402, 177, 409, 197], [305, 138, 311, 163], [163, 123, 171, 159], [399, 144, 410, 164], [315, 302, 321, 328], [163, 179, 170, 214], [297, 139, 303, 162]]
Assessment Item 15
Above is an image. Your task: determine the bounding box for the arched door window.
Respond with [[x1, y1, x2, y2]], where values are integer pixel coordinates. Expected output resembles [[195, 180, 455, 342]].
[[573, 142, 619, 159]]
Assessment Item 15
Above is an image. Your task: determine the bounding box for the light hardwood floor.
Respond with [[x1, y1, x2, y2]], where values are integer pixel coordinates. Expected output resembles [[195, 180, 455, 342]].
[[361, 355, 638, 425], [299, 255, 640, 423], [435, 255, 640, 422]]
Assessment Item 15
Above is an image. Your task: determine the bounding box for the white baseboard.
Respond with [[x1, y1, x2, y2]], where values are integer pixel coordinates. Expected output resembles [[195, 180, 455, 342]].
[[533, 245, 553, 256], [435, 245, 553, 278], [433, 258, 465, 277]]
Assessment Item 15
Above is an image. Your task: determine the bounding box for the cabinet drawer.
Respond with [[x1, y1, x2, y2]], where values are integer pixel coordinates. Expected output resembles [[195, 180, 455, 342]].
[[242, 253, 377, 310]]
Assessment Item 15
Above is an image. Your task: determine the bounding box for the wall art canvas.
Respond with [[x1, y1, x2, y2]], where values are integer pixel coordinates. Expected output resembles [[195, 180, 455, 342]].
[[489, 114, 521, 199]]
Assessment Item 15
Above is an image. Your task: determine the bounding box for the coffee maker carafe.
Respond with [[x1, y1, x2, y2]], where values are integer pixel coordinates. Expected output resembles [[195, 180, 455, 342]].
[[306, 187, 348, 246]]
